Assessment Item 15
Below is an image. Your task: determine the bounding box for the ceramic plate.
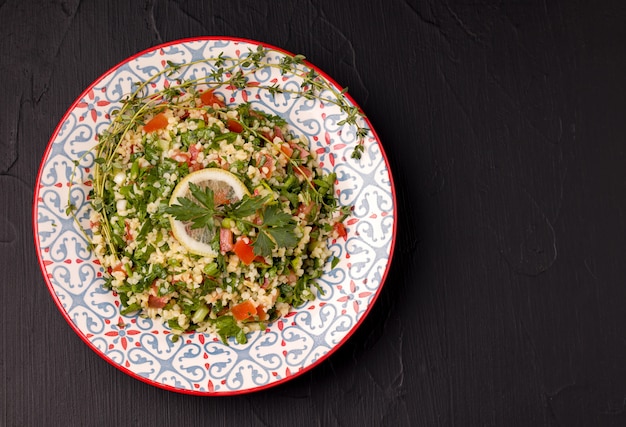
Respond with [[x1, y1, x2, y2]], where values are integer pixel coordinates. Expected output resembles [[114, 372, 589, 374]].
[[33, 37, 396, 395]]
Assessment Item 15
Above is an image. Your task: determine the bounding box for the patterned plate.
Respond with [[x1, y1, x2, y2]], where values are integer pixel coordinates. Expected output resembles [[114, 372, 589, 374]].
[[33, 37, 396, 395]]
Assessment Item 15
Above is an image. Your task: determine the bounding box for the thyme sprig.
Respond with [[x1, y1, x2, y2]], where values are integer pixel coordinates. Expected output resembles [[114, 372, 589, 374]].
[[68, 45, 366, 258]]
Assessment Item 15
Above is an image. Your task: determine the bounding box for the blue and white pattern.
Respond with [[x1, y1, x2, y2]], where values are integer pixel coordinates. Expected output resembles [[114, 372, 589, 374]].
[[34, 38, 396, 394]]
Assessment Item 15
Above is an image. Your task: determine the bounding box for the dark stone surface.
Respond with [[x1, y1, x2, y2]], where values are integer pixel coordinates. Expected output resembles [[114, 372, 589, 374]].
[[3, 0, 626, 425]]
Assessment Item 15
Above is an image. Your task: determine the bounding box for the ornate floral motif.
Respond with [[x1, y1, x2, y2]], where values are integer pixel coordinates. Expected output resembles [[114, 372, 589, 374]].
[[34, 38, 396, 395]]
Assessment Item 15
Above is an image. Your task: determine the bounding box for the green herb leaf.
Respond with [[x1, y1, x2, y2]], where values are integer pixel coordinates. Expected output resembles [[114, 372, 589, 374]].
[[213, 315, 246, 344], [266, 225, 298, 249], [263, 204, 294, 228], [165, 197, 212, 228], [252, 230, 275, 257], [165, 182, 217, 230], [227, 194, 271, 219], [188, 182, 215, 212]]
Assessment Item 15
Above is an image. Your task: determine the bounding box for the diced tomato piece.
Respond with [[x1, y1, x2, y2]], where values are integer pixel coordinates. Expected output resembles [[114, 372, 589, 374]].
[[188, 144, 201, 162], [248, 109, 264, 120], [170, 150, 191, 164], [289, 141, 310, 159], [294, 165, 313, 179], [124, 221, 133, 242], [110, 262, 126, 276], [279, 143, 294, 158], [254, 255, 267, 264], [233, 238, 255, 265], [256, 305, 268, 321], [172, 147, 203, 171], [257, 153, 275, 179], [143, 113, 169, 133], [148, 282, 168, 308], [285, 270, 298, 285], [148, 294, 168, 309], [200, 89, 225, 108], [227, 119, 244, 133], [333, 222, 348, 240], [220, 228, 234, 252], [273, 126, 284, 141], [261, 130, 273, 142], [252, 214, 263, 225], [297, 201, 317, 218], [231, 300, 256, 321]]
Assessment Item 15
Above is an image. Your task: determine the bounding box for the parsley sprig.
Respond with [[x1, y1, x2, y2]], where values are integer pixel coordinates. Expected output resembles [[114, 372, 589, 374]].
[[165, 183, 216, 229], [166, 189, 298, 258], [251, 204, 298, 257]]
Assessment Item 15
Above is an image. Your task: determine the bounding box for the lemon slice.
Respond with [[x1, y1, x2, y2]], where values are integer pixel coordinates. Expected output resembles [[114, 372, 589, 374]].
[[169, 168, 250, 256]]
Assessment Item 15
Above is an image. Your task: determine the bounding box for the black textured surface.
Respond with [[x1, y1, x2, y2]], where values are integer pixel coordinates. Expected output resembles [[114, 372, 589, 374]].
[[3, 0, 626, 425]]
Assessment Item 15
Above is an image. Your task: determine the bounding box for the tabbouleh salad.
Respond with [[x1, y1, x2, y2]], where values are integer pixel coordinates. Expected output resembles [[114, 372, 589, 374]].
[[86, 84, 349, 344]]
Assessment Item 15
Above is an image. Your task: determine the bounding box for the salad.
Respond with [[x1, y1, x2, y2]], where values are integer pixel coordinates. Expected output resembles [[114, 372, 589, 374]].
[[84, 82, 349, 344]]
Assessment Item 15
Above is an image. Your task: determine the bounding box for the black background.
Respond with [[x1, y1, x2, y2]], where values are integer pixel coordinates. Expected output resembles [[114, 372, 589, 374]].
[[2, 0, 626, 426]]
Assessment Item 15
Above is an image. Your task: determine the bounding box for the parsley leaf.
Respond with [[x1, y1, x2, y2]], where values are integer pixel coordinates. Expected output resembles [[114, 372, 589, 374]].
[[165, 182, 216, 229], [266, 225, 298, 248], [253, 230, 275, 257], [263, 204, 294, 227], [188, 182, 215, 212], [213, 315, 247, 344], [250, 205, 298, 257], [165, 197, 211, 228], [227, 194, 271, 219]]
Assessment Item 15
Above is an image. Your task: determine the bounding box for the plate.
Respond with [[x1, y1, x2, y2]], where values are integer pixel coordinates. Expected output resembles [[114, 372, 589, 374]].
[[33, 37, 396, 395]]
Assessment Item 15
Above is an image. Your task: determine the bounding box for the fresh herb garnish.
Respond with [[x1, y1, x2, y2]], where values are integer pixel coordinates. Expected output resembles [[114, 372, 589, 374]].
[[213, 315, 247, 344], [166, 190, 298, 259], [165, 183, 216, 229], [253, 205, 298, 257]]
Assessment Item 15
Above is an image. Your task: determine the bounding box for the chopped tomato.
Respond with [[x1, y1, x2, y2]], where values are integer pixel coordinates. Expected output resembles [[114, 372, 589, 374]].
[[233, 238, 255, 265], [257, 153, 275, 179], [279, 143, 294, 158], [170, 150, 191, 164], [289, 141, 310, 159], [261, 130, 273, 142], [148, 282, 168, 308], [143, 113, 169, 133], [285, 269, 298, 285], [231, 300, 256, 321], [294, 165, 313, 179], [148, 294, 168, 309], [297, 201, 317, 218], [200, 89, 225, 108], [248, 109, 264, 120], [227, 119, 244, 133], [110, 262, 126, 276], [273, 126, 284, 141], [333, 222, 348, 240], [124, 221, 133, 242], [219, 228, 234, 252], [188, 144, 204, 171], [256, 305, 268, 321], [188, 144, 201, 162]]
